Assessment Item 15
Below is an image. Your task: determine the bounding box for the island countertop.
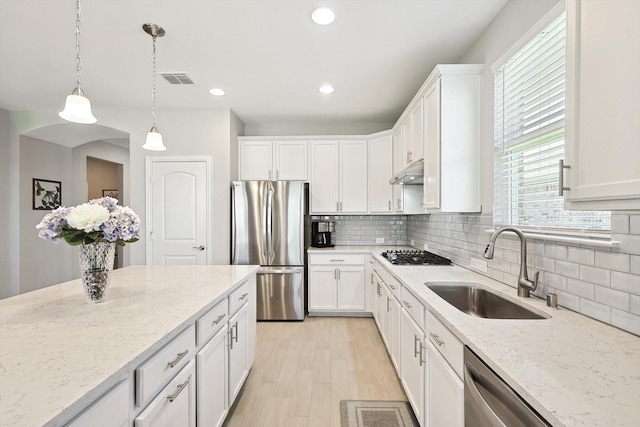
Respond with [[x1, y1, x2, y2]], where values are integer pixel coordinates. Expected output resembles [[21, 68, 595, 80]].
[[0, 264, 259, 427]]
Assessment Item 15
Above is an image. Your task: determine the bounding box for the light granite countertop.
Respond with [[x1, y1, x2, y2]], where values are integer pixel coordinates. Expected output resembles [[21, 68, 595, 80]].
[[310, 246, 640, 427], [0, 264, 259, 427]]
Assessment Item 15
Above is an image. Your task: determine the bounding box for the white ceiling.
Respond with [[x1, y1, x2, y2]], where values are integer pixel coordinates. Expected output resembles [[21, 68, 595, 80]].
[[0, 0, 507, 128]]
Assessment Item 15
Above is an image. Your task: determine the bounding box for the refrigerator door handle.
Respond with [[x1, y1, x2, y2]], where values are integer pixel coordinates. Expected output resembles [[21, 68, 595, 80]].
[[266, 183, 275, 263], [258, 268, 302, 274]]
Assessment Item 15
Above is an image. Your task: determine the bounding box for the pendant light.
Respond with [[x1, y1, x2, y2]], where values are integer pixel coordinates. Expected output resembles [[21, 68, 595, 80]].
[[142, 23, 167, 151], [59, 0, 97, 124]]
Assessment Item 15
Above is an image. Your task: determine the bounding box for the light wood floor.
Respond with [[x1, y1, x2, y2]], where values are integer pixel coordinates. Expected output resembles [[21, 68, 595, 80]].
[[223, 316, 407, 427]]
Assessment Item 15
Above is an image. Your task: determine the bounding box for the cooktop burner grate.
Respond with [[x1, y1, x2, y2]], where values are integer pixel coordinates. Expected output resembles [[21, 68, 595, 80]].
[[381, 250, 452, 266]]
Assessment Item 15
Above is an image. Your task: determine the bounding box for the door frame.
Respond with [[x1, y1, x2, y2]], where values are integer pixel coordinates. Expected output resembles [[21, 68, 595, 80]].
[[145, 156, 212, 265]]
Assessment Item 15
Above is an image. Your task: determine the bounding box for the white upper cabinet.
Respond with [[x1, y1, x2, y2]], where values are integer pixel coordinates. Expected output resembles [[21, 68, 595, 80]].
[[564, 0, 640, 210], [310, 140, 368, 214], [392, 128, 405, 212], [422, 65, 483, 213], [369, 135, 394, 213], [409, 101, 424, 163], [238, 139, 308, 181]]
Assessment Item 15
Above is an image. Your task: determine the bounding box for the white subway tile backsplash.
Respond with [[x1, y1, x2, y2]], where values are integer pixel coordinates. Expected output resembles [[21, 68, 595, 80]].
[[579, 265, 611, 286], [611, 271, 640, 296], [567, 278, 595, 300], [611, 309, 640, 336], [594, 252, 630, 273], [595, 286, 630, 311], [406, 212, 640, 336], [568, 247, 595, 266], [580, 298, 612, 323]]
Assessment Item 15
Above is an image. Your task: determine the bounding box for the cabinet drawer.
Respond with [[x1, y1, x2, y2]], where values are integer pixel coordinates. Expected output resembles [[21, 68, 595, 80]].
[[135, 360, 196, 427], [229, 280, 250, 315], [197, 298, 229, 346], [375, 264, 402, 298], [309, 253, 365, 265], [136, 325, 196, 407], [67, 380, 129, 427], [426, 310, 463, 378], [400, 287, 426, 331]]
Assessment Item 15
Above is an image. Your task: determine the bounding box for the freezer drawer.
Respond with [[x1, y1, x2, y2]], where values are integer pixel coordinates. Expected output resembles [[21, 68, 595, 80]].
[[257, 266, 305, 320]]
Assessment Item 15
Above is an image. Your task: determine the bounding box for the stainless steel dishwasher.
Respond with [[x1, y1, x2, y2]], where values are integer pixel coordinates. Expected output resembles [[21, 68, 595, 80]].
[[464, 347, 550, 427]]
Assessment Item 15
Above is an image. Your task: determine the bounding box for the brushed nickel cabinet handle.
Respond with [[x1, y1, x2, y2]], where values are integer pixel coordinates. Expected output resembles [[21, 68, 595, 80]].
[[403, 300, 412, 309], [559, 159, 570, 196], [239, 293, 248, 301], [429, 332, 444, 346], [167, 350, 189, 368], [212, 314, 226, 325], [167, 380, 189, 402]]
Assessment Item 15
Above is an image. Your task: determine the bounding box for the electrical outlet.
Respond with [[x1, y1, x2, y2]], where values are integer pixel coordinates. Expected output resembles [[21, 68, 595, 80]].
[[478, 260, 488, 273], [410, 239, 415, 247], [376, 237, 385, 244], [423, 243, 429, 251], [470, 258, 479, 269]]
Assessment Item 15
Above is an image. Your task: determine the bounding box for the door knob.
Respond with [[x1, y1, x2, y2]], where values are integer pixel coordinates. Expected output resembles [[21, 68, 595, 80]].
[[193, 245, 205, 251]]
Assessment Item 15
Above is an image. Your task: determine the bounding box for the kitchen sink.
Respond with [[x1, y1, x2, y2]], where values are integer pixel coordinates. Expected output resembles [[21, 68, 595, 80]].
[[426, 282, 549, 320]]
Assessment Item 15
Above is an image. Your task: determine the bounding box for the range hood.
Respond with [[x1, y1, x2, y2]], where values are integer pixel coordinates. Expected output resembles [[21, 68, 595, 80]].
[[389, 159, 424, 185]]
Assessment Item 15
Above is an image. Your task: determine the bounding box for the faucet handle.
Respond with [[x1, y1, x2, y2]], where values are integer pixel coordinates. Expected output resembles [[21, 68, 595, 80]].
[[532, 271, 540, 291]]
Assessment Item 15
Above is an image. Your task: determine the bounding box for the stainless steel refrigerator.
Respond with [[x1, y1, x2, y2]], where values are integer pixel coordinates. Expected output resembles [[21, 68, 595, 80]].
[[231, 180, 307, 320]]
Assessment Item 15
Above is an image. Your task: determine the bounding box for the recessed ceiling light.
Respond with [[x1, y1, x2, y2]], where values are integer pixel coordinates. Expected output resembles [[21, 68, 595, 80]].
[[311, 7, 335, 25], [318, 84, 335, 94], [209, 88, 226, 96]]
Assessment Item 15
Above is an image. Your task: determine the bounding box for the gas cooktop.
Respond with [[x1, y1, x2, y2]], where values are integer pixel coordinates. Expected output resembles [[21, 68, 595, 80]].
[[381, 250, 452, 266]]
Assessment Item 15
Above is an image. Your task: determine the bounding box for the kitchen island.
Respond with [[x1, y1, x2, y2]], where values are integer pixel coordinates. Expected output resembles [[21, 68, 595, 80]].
[[0, 264, 259, 427]]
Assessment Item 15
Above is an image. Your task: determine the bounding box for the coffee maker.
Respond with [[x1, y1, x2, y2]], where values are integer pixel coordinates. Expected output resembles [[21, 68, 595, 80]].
[[311, 221, 335, 248]]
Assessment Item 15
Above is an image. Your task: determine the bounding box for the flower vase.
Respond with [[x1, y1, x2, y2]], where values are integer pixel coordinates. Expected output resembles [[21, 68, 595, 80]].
[[79, 241, 115, 303]]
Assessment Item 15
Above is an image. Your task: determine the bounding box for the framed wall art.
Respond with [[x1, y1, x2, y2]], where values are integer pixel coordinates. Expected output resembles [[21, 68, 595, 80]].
[[102, 189, 119, 199], [33, 178, 61, 210]]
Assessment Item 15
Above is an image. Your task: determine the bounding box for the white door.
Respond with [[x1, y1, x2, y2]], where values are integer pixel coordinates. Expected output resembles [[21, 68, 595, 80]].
[[147, 157, 210, 265], [308, 267, 338, 310], [401, 309, 425, 426], [197, 327, 228, 427], [337, 267, 365, 311], [228, 304, 248, 406]]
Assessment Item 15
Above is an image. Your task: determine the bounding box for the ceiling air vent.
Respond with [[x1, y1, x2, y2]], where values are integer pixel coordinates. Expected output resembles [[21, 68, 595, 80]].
[[160, 73, 195, 85]]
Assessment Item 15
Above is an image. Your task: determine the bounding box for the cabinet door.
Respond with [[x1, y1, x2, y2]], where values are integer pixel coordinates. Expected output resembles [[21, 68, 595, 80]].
[[274, 141, 308, 180], [565, 0, 640, 209], [339, 140, 368, 212], [135, 361, 197, 427], [67, 380, 129, 427], [409, 102, 424, 162], [401, 119, 411, 167], [228, 304, 248, 406], [197, 327, 227, 427], [337, 267, 365, 311], [427, 340, 464, 427], [389, 296, 401, 372], [308, 266, 338, 310], [310, 141, 340, 213], [392, 129, 405, 212], [423, 79, 441, 210], [379, 284, 391, 350], [246, 275, 257, 367], [239, 140, 273, 180], [368, 136, 393, 213], [401, 310, 425, 426]]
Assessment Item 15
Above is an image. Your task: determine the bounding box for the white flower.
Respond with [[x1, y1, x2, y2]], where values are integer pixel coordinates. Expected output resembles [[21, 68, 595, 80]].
[[66, 203, 110, 233]]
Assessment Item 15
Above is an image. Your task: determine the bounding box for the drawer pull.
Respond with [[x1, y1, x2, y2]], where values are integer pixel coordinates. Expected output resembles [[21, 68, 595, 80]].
[[329, 259, 345, 262], [414, 335, 420, 357], [403, 300, 413, 309], [167, 380, 189, 403], [239, 293, 248, 301], [419, 343, 426, 367], [389, 284, 396, 290], [167, 350, 189, 368], [429, 332, 444, 346], [212, 314, 226, 325]]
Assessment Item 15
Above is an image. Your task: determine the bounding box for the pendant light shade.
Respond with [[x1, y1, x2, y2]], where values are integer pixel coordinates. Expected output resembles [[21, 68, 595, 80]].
[[59, 0, 97, 124], [143, 23, 166, 151], [143, 126, 166, 151], [59, 87, 97, 124]]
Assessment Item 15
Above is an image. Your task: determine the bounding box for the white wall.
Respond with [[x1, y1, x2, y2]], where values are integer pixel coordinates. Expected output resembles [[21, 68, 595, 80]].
[[20, 136, 74, 294]]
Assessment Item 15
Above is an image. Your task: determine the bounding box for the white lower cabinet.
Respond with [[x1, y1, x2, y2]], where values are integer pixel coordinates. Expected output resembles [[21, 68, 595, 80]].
[[196, 327, 228, 427], [135, 360, 197, 427], [389, 293, 402, 372], [66, 380, 129, 427], [228, 302, 249, 405], [426, 340, 464, 427], [308, 254, 366, 314], [401, 309, 425, 426]]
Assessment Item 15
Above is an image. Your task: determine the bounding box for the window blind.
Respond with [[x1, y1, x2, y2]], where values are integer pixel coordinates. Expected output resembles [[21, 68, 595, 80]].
[[493, 13, 610, 231]]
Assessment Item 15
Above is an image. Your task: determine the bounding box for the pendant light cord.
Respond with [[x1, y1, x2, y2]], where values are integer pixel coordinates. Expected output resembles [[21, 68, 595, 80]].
[[151, 34, 157, 128], [75, 0, 82, 89]]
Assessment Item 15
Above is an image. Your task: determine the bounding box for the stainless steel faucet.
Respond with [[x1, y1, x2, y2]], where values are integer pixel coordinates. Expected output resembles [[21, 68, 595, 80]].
[[483, 227, 539, 298]]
